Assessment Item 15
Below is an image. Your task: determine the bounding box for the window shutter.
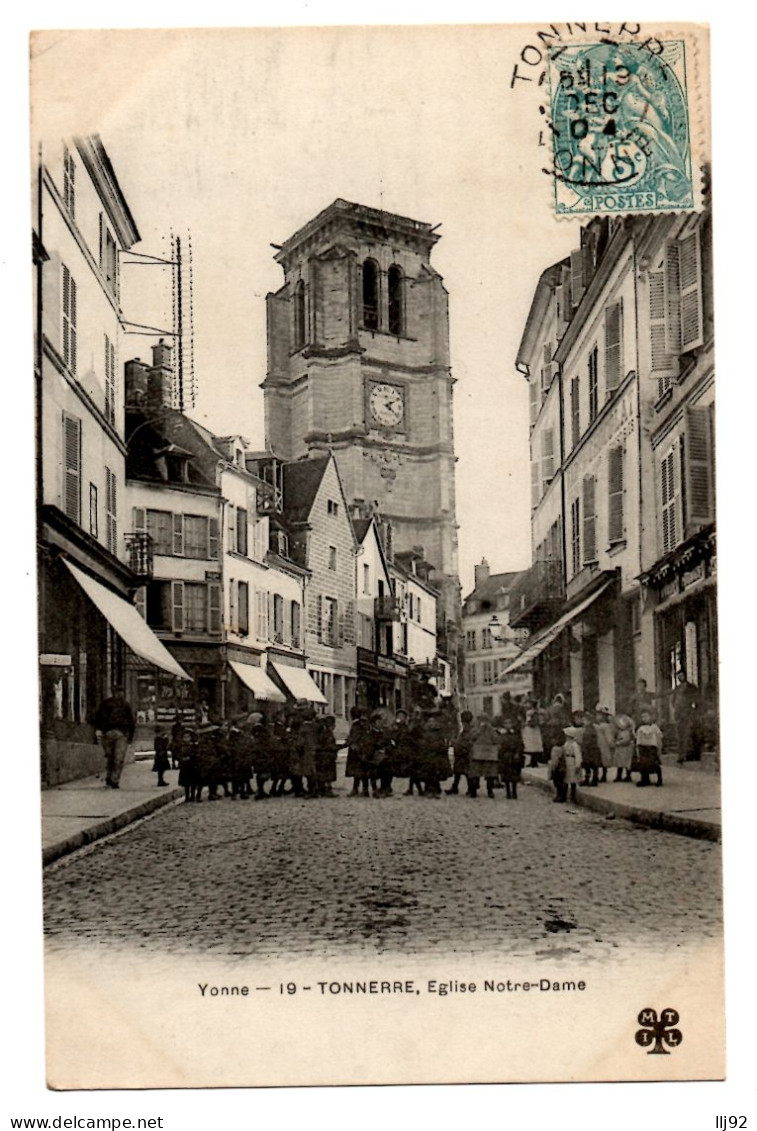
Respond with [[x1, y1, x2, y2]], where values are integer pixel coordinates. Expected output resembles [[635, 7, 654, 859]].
[[237, 507, 248, 556], [209, 583, 221, 634], [63, 413, 81, 524], [132, 507, 146, 533], [664, 240, 682, 354], [529, 377, 539, 426], [530, 460, 540, 511], [571, 376, 580, 447], [106, 468, 117, 555], [209, 516, 219, 560], [227, 504, 236, 554], [229, 579, 237, 633], [608, 445, 624, 543], [316, 595, 323, 642], [292, 601, 301, 648], [604, 300, 623, 392], [172, 513, 184, 556], [171, 581, 184, 632], [571, 497, 581, 575], [679, 229, 704, 351], [238, 582, 249, 635], [69, 274, 77, 374], [541, 427, 555, 490], [660, 444, 680, 554], [684, 405, 713, 533], [267, 592, 275, 641], [570, 249, 585, 308], [540, 342, 555, 393], [582, 475, 597, 563]]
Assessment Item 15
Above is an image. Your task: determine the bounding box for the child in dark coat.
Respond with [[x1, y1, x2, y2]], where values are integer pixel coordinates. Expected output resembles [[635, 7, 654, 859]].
[[152, 726, 171, 787], [498, 720, 525, 800]]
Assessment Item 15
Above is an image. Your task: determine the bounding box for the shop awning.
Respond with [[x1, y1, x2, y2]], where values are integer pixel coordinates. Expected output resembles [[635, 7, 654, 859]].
[[503, 576, 616, 675], [63, 559, 190, 681], [270, 661, 327, 704], [229, 660, 286, 703]]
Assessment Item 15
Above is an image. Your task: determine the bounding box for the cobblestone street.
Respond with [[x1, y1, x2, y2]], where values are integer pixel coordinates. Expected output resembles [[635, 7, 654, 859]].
[[43, 774, 722, 963]]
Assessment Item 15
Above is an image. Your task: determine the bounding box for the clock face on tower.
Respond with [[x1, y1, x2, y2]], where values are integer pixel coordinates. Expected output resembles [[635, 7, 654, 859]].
[[368, 382, 405, 429]]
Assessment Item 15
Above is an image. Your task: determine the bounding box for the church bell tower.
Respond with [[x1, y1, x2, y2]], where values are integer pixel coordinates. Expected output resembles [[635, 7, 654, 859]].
[[263, 198, 461, 650]]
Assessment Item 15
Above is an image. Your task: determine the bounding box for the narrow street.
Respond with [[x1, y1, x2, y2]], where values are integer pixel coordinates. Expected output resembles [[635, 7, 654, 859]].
[[44, 776, 722, 962]]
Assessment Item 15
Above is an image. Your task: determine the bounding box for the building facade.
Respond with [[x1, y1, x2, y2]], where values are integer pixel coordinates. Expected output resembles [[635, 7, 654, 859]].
[[263, 198, 461, 684], [35, 136, 187, 785], [462, 560, 532, 718]]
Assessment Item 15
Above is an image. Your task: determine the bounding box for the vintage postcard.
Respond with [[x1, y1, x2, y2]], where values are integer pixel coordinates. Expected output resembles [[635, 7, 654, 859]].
[[30, 22, 724, 1089]]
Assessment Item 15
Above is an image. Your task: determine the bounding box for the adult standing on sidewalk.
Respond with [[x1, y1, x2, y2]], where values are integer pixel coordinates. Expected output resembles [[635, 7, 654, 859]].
[[671, 670, 700, 763], [94, 685, 135, 789]]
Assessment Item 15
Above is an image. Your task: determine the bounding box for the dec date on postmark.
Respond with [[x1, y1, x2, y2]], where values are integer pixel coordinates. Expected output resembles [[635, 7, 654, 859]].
[[547, 39, 695, 217]]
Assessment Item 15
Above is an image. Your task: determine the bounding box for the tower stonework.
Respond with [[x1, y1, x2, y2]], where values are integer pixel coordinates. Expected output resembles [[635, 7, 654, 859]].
[[263, 199, 461, 657]]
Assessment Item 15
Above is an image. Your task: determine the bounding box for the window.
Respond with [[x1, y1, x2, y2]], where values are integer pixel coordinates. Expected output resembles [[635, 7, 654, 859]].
[[483, 660, 494, 686], [62, 412, 81, 524], [290, 601, 301, 649], [416, 597, 422, 623], [362, 259, 379, 330], [238, 582, 249, 636], [608, 445, 624, 543], [105, 467, 117, 555], [183, 515, 208, 558], [184, 583, 207, 633], [171, 581, 220, 635], [89, 483, 98, 538], [328, 546, 337, 571], [661, 443, 681, 554], [209, 517, 220, 560], [146, 510, 172, 555], [251, 519, 266, 560], [172, 513, 184, 556], [323, 597, 338, 646], [649, 228, 704, 386], [327, 499, 339, 516], [541, 427, 555, 493], [466, 662, 477, 687], [465, 629, 477, 651], [359, 612, 373, 650], [571, 376, 580, 447], [293, 280, 306, 349], [363, 563, 370, 593], [388, 264, 404, 335], [582, 475, 597, 564], [99, 215, 118, 296], [571, 496, 581, 576], [588, 346, 599, 422], [63, 145, 75, 217], [273, 594, 284, 642], [104, 335, 116, 425], [604, 301, 623, 393], [255, 589, 268, 641], [236, 507, 248, 556], [482, 626, 493, 650], [62, 265, 77, 374]]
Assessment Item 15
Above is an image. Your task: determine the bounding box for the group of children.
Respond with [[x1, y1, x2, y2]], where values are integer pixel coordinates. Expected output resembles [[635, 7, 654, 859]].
[[152, 702, 342, 803], [547, 706, 664, 803]]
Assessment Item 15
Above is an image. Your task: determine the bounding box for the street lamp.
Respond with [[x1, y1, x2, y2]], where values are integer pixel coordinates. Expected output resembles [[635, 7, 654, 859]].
[[488, 614, 505, 641]]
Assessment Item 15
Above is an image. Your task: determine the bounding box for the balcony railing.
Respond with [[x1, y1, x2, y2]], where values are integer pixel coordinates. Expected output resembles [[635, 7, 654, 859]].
[[374, 595, 401, 621], [508, 559, 565, 630], [124, 531, 154, 582]]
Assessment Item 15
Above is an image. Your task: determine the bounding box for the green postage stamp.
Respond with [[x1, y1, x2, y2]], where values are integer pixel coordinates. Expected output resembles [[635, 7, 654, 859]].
[[548, 40, 695, 216]]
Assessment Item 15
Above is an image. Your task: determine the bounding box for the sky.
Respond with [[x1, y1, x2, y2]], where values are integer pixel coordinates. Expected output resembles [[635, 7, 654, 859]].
[[31, 25, 580, 594]]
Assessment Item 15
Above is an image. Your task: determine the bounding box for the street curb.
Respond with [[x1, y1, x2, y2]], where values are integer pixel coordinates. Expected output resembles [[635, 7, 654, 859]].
[[42, 786, 184, 866], [521, 770, 721, 843]]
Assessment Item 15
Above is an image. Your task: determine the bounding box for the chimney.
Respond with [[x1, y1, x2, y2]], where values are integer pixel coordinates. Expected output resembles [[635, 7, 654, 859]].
[[474, 557, 490, 589], [124, 358, 149, 407], [147, 338, 174, 411]]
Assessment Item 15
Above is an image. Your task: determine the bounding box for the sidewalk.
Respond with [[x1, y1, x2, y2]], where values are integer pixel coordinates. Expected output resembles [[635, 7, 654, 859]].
[[42, 758, 183, 865], [521, 764, 721, 841]]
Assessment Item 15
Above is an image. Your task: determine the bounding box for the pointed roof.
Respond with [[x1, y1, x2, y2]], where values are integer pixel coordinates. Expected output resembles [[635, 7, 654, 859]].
[[282, 456, 331, 524]]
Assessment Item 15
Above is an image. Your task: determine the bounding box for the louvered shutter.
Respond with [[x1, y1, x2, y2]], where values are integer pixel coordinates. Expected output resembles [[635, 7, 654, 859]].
[[540, 342, 554, 393], [571, 497, 581, 575], [63, 413, 81, 523], [684, 405, 713, 533], [316, 595, 323, 642], [608, 445, 624, 543], [209, 584, 222, 634], [531, 460, 540, 510], [238, 582, 249, 636], [342, 599, 355, 645], [541, 427, 555, 491], [106, 468, 117, 554], [209, 516, 220, 560], [679, 229, 704, 351], [582, 475, 597, 564], [227, 504, 236, 553], [69, 274, 77, 374], [229, 579, 237, 633], [529, 377, 539, 426], [570, 377, 580, 447], [171, 581, 185, 632], [172, 513, 184, 556], [292, 601, 301, 648], [660, 445, 680, 554], [664, 242, 681, 354], [570, 249, 585, 308], [604, 300, 623, 392]]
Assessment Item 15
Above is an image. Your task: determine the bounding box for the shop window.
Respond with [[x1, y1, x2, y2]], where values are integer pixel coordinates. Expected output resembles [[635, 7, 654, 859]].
[[362, 259, 379, 330]]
